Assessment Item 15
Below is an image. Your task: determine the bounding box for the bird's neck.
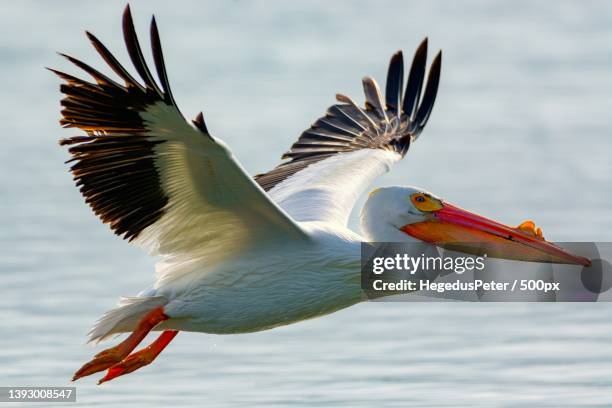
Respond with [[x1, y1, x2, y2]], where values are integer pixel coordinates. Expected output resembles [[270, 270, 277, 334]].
[[359, 209, 434, 257], [360, 208, 417, 242], [361, 220, 411, 242]]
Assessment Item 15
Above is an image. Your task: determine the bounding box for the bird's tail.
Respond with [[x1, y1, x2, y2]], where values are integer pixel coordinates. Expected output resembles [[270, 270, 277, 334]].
[[87, 296, 168, 344]]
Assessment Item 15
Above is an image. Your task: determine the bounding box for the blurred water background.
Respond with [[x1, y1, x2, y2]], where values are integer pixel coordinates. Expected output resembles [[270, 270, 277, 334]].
[[1, 0, 611, 406]]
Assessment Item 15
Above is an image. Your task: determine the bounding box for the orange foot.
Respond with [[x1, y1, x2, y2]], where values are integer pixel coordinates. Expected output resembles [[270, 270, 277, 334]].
[[98, 330, 179, 384], [73, 344, 130, 381], [73, 307, 170, 381], [516, 220, 545, 240]]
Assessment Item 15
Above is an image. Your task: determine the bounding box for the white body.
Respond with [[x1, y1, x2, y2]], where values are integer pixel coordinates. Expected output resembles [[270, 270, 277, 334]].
[[156, 223, 363, 334]]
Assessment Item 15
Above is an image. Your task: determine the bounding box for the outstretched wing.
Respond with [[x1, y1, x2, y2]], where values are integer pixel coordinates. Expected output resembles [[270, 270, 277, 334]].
[[254, 39, 442, 226], [52, 6, 306, 260]]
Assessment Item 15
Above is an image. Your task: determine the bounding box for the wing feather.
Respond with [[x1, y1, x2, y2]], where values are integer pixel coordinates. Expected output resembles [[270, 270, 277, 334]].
[[121, 5, 163, 96], [362, 76, 388, 122], [149, 16, 176, 105], [52, 6, 306, 260], [402, 38, 429, 119], [385, 50, 404, 116], [414, 51, 442, 132]]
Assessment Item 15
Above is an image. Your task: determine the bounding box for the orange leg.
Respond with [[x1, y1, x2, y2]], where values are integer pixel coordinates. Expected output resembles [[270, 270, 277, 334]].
[[98, 330, 179, 384], [73, 307, 169, 381]]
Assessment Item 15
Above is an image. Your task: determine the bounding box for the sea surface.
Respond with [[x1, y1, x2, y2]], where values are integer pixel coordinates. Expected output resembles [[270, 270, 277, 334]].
[[1, 0, 611, 406]]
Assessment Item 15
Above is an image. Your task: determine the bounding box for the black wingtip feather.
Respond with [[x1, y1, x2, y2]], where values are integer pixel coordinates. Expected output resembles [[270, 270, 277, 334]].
[[414, 50, 442, 131], [85, 30, 144, 91], [402, 37, 428, 118], [58, 52, 123, 89], [122, 4, 163, 96], [150, 15, 176, 105], [362, 76, 386, 120], [385, 50, 404, 114]]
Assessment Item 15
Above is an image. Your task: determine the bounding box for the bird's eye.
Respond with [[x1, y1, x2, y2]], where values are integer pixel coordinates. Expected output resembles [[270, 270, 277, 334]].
[[411, 192, 443, 212]]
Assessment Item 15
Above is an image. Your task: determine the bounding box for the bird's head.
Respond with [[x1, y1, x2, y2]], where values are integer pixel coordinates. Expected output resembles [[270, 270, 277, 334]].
[[360, 186, 590, 266]]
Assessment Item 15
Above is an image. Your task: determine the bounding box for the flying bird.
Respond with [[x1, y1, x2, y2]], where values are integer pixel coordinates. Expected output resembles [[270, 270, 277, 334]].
[[51, 5, 590, 384]]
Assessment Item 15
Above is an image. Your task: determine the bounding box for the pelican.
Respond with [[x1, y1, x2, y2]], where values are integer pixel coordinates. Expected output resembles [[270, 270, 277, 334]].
[[52, 6, 590, 384]]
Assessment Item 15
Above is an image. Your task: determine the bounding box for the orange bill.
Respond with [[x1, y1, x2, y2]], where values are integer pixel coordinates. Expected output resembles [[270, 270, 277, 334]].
[[401, 202, 591, 267]]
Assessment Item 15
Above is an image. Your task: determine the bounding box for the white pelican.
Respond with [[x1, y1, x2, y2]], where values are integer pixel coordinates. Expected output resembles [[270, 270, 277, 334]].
[[52, 6, 590, 384]]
